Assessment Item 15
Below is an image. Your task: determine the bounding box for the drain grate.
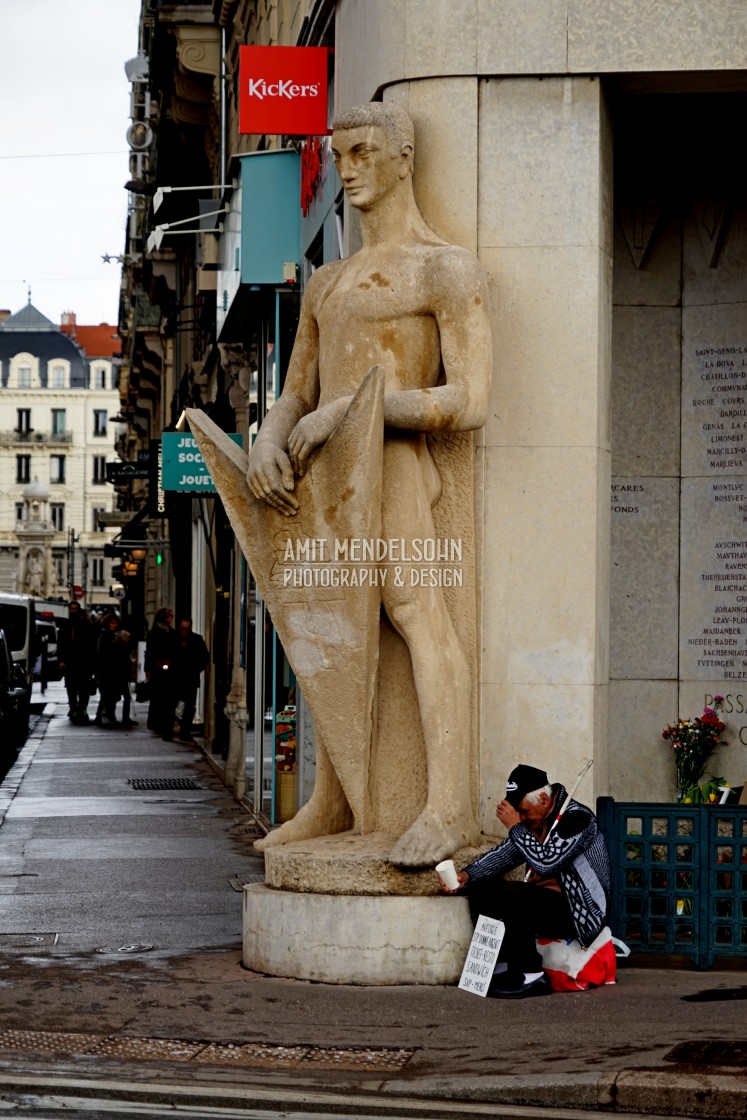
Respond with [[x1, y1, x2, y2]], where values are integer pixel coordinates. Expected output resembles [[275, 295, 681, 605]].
[[0, 1029, 414, 1072], [127, 778, 202, 791], [304, 1045, 413, 1070], [666, 1040, 747, 1065], [0, 1030, 103, 1055], [89, 1037, 205, 1063], [192, 1042, 415, 1071], [195, 1043, 311, 1068], [228, 874, 265, 891]]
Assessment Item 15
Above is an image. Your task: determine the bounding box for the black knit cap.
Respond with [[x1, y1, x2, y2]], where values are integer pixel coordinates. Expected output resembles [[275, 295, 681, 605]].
[[505, 764, 549, 808]]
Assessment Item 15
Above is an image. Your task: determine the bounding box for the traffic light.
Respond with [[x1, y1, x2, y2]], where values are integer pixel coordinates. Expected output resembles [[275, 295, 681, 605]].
[[156, 551, 163, 565]]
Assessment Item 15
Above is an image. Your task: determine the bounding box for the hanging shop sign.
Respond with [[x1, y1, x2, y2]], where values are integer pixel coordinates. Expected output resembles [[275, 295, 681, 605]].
[[161, 432, 243, 492], [106, 461, 150, 483], [301, 135, 332, 216], [238, 46, 328, 136]]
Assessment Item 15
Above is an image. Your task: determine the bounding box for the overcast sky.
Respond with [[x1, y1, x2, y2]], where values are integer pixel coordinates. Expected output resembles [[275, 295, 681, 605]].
[[0, 0, 142, 327]]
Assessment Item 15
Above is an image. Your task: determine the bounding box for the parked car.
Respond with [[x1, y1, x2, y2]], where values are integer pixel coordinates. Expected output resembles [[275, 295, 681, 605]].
[[0, 593, 34, 741], [0, 628, 29, 762]]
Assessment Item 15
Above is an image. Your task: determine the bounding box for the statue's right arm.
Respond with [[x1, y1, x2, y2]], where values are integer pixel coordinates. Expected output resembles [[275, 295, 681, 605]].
[[246, 281, 321, 516]]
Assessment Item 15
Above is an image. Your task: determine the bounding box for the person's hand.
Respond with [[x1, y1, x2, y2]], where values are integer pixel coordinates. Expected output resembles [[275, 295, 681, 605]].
[[439, 869, 469, 895], [288, 401, 348, 476], [496, 799, 521, 829], [247, 444, 299, 517]]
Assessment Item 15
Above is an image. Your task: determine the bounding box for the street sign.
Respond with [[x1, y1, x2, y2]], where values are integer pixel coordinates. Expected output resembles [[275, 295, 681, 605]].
[[106, 461, 150, 483], [161, 432, 243, 492]]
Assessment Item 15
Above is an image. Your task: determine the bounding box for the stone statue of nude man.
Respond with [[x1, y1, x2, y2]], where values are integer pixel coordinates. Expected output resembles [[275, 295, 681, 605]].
[[245, 102, 492, 867]]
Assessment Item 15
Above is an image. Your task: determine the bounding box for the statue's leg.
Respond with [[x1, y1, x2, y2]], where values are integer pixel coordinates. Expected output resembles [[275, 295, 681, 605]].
[[380, 441, 480, 867], [384, 588, 480, 867], [254, 731, 353, 851]]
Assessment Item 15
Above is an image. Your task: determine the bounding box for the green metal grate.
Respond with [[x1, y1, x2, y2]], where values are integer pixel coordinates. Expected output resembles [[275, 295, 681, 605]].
[[597, 798, 747, 969]]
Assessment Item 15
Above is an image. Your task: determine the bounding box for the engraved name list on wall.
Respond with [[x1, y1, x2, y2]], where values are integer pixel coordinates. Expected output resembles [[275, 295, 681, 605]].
[[683, 343, 747, 477], [681, 340, 747, 682]]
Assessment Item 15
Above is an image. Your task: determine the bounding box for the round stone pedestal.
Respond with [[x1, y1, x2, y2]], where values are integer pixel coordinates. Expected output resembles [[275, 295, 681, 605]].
[[243, 883, 473, 984]]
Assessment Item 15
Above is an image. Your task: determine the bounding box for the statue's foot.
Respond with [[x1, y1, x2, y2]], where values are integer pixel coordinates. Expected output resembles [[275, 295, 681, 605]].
[[254, 797, 352, 852], [388, 807, 480, 869]]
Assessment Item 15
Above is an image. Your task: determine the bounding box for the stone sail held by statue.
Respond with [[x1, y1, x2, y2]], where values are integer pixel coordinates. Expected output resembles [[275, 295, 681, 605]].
[[186, 366, 384, 834]]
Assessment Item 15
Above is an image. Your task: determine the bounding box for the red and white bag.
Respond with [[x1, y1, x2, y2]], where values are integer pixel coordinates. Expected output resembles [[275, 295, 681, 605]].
[[536, 926, 626, 992]]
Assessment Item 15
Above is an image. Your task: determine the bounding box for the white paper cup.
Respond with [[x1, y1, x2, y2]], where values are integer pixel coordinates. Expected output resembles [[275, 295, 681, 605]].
[[436, 859, 459, 890]]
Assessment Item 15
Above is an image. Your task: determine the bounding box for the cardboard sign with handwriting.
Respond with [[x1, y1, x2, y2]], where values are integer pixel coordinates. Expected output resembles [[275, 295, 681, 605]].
[[458, 915, 505, 997]]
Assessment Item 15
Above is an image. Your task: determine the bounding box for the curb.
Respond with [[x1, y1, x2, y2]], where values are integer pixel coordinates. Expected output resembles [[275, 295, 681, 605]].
[[380, 1068, 747, 1118], [1, 1067, 746, 1118], [0, 707, 51, 825], [195, 738, 269, 834]]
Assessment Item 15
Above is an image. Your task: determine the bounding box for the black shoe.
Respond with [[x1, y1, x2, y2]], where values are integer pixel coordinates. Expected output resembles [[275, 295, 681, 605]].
[[488, 973, 552, 999]]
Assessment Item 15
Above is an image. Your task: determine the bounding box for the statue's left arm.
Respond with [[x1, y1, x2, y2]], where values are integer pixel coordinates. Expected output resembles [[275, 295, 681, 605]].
[[288, 249, 492, 473], [383, 247, 492, 433]]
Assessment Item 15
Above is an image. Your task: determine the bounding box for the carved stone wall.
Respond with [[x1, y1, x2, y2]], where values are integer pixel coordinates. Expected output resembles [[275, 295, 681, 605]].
[[609, 95, 747, 800]]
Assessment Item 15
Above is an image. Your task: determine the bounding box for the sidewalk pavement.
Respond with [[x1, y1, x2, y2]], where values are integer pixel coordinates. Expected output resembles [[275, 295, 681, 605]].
[[0, 684, 745, 1118]]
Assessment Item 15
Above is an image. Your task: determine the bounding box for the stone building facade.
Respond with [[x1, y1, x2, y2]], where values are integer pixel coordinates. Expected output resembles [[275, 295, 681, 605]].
[[117, 0, 747, 822], [0, 301, 120, 605]]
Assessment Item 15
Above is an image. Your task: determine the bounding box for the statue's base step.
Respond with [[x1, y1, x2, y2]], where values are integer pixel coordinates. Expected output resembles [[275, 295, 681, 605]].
[[242, 883, 473, 984], [262, 830, 495, 895]]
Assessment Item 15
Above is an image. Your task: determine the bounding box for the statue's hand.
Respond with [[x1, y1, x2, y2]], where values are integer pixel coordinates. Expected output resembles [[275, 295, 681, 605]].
[[246, 444, 299, 517], [288, 401, 347, 477]]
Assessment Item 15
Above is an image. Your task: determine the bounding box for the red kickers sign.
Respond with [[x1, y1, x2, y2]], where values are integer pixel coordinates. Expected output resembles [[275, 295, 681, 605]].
[[239, 46, 328, 136]]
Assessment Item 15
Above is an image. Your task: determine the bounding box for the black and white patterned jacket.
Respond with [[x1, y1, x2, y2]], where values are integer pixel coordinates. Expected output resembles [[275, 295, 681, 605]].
[[463, 784, 612, 947]]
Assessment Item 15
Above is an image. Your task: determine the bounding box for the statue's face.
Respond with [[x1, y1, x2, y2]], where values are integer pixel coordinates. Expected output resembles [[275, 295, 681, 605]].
[[331, 125, 406, 210]]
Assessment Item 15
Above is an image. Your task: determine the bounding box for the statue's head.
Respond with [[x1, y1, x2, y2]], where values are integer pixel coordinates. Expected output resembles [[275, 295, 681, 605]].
[[331, 102, 415, 209]]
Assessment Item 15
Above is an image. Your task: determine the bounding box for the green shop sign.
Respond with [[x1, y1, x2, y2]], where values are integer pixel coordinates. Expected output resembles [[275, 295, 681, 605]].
[[162, 432, 243, 492]]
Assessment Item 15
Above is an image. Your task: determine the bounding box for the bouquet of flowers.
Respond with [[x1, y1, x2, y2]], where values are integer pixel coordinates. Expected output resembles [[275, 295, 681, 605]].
[[662, 696, 727, 801]]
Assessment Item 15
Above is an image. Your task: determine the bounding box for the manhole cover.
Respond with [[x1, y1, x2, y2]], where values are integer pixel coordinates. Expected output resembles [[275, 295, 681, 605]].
[[94, 944, 156, 954], [0, 933, 58, 949], [681, 986, 747, 1003], [666, 1040, 747, 1065], [127, 778, 202, 791]]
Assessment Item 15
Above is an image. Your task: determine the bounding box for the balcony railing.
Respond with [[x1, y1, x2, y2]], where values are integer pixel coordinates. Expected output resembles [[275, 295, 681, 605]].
[[0, 430, 73, 446]]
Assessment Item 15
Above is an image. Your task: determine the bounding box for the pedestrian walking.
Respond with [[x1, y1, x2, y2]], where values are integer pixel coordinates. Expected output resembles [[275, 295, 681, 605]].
[[57, 601, 95, 724], [174, 618, 209, 743], [96, 613, 121, 728], [114, 628, 137, 728], [144, 607, 178, 740]]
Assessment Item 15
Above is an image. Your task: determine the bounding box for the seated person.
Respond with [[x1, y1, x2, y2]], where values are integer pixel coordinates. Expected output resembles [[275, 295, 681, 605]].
[[441, 764, 611, 999]]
